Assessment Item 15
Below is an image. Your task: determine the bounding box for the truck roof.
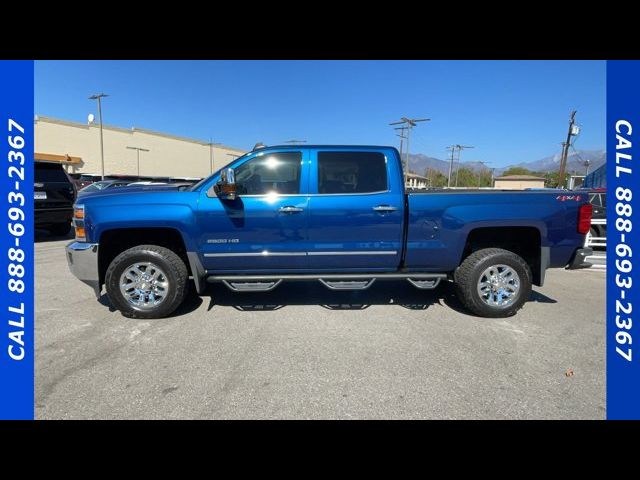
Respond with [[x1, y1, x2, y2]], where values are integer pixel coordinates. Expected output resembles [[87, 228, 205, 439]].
[[255, 144, 396, 151]]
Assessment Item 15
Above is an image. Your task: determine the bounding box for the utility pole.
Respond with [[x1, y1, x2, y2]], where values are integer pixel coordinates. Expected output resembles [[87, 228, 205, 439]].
[[584, 159, 591, 175], [558, 110, 577, 189], [390, 117, 430, 186], [477, 161, 490, 187], [89, 93, 108, 180], [445, 144, 475, 187], [126, 146, 150, 177], [395, 126, 407, 164], [446, 146, 456, 187]]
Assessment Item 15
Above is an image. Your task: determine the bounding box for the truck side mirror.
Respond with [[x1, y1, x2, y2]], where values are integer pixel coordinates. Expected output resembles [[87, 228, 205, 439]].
[[214, 167, 237, 200]]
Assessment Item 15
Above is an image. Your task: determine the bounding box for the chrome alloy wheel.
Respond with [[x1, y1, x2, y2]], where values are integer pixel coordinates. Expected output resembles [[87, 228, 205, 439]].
[[119, 262, 169, 310], [476, 264, 521, 307]]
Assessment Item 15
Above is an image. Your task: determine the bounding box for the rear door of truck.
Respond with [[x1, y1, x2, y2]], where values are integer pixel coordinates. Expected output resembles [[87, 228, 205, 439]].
[[306, 147, 405, 270]]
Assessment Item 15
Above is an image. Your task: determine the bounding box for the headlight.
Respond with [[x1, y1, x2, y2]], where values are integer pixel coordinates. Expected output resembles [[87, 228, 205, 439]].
[[73, 204, 86, 241]]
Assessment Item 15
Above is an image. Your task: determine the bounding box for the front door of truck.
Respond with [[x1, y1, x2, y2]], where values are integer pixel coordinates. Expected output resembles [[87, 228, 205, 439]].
[[197, 149, 310, 272], [306, 149, 404, 271]]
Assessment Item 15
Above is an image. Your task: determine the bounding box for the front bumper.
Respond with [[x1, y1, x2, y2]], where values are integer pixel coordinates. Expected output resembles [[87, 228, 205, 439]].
[[65, 241, 101, 298], [566, 247, 593, 270]]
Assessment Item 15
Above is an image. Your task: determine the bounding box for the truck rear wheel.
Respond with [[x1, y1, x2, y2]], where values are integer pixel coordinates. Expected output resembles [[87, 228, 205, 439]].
[[105, 245, 189, 319], [454, 248, 532, 318]]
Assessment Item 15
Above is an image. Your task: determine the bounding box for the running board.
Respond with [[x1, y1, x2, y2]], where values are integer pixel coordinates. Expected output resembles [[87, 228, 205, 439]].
[[318, 278, 376, 290], [221, 279, 282, 292], [209, 272, 447, 292], [407, 277, 443, 289]]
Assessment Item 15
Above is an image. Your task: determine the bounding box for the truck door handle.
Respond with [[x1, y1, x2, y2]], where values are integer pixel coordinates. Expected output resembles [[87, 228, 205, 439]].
[[278, 206, 304, 214], [373, 205, 398, 213]]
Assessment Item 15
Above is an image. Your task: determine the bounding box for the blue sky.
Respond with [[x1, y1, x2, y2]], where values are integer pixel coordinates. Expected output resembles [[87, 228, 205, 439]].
[[35, 60, 605, 167]]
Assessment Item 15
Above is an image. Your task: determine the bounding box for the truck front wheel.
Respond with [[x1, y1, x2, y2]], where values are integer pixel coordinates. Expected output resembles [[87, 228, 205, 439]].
[[105, 245, 189, 319], [454, 248, 532, 318]]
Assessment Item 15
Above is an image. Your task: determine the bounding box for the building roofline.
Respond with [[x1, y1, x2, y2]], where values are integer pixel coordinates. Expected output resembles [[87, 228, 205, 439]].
[[494, 175, 546, 180], [34, 115, 246, 153]]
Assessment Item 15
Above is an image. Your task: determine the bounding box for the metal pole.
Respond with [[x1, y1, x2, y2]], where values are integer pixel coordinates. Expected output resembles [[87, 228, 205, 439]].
[[454, 147, 461, 187], [97, 96, 105, 180], [447, 147, 455, 187], [405, 126, 411, 186], [558, 110, 576, 189]]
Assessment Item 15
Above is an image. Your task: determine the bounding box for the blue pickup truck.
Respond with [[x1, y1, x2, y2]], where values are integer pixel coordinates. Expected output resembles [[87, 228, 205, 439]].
[[65, 145, 593, 319]]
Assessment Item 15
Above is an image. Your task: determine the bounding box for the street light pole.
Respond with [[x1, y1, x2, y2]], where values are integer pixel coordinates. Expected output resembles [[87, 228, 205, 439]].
[[89, 93, 108, 180], [126, 146, 150, 177], [207, 139, 221, 175]]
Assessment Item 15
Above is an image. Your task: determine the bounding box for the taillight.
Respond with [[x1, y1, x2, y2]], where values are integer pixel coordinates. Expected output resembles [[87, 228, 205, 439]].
[[578, 203, 593, 234]]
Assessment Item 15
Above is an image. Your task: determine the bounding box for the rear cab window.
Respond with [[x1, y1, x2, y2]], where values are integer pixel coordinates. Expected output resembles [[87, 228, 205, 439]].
[[317, 151, 388, 194], [35, 162, 71, 183]]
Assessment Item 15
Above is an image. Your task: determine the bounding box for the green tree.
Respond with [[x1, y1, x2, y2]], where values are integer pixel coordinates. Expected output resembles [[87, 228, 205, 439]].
[[454, 167, 479, 187], [542, 171, 570, 188]]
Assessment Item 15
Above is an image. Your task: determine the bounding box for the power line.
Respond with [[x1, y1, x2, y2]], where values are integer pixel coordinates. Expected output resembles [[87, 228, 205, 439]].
[[389, 116, 430, 185]]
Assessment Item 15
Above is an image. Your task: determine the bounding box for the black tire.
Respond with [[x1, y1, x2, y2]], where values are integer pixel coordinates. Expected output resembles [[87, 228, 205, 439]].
[[49, 222, 71, 236], [454, 248, 532, 318], [105, 244, 189, 319]]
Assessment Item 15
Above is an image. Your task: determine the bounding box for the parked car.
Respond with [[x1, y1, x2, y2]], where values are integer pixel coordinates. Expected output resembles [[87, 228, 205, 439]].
[[69, 173, 102, 191], [126, 181, 169, 186], [35, 161, 76, 236], [66, 145, 592, 319], [77, 180, 134, 198]]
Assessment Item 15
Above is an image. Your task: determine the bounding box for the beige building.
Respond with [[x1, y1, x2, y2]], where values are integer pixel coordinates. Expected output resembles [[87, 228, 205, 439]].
[[493, 174, 546, 190], [34, 115, 246, 179]]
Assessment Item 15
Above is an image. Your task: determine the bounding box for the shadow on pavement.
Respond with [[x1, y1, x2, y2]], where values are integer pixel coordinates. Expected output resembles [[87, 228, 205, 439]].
[[97, 283, 204, 318], [205, 280, 472, 315], [94, 277, 557, 318]]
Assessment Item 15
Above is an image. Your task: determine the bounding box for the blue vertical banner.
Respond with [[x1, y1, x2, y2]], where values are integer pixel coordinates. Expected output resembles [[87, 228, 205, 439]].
[[607, 60, 640, 419], [0, 60, 34, 420]]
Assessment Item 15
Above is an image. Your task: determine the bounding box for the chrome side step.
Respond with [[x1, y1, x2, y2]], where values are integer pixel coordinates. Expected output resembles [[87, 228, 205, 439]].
[[221, 279, 282, 292], [407, 278, 442, 290], [209, 272, 447, 293], [318, 278, 376, 290]]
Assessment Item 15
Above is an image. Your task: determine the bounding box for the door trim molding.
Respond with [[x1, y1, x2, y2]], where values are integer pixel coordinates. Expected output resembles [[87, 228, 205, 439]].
[[204, 250, 398, 258]]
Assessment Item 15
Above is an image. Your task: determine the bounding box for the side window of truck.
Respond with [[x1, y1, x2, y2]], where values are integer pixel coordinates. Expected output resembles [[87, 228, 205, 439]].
[[317, 151, 388, 194], [234, 151, 302, 195]]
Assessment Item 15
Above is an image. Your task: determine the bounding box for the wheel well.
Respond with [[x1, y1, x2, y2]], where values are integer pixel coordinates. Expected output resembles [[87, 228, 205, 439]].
[[461, 227, 543, 285], [98, 228, 190, 285]]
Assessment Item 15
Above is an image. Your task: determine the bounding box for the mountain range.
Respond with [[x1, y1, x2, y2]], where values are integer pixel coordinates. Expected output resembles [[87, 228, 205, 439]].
[[407, 149, 606, 177]]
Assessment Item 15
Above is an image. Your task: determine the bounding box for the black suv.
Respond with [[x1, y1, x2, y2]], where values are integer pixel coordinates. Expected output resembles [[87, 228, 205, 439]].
[[35, 162, 76, 236]]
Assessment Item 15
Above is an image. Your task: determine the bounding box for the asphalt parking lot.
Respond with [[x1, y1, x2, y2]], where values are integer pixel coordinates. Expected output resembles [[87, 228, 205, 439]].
[[35, 232, 606, 419]]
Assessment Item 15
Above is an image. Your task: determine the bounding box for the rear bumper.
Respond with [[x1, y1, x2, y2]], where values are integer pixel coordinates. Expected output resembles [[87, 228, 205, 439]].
[[65, 241, 101, 297], [566, 247, 593, 270]]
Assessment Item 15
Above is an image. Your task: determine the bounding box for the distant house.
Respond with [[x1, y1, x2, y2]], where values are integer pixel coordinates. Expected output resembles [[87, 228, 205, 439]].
[[406, 172, 429, 189], [493, 174, 546, 190]]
